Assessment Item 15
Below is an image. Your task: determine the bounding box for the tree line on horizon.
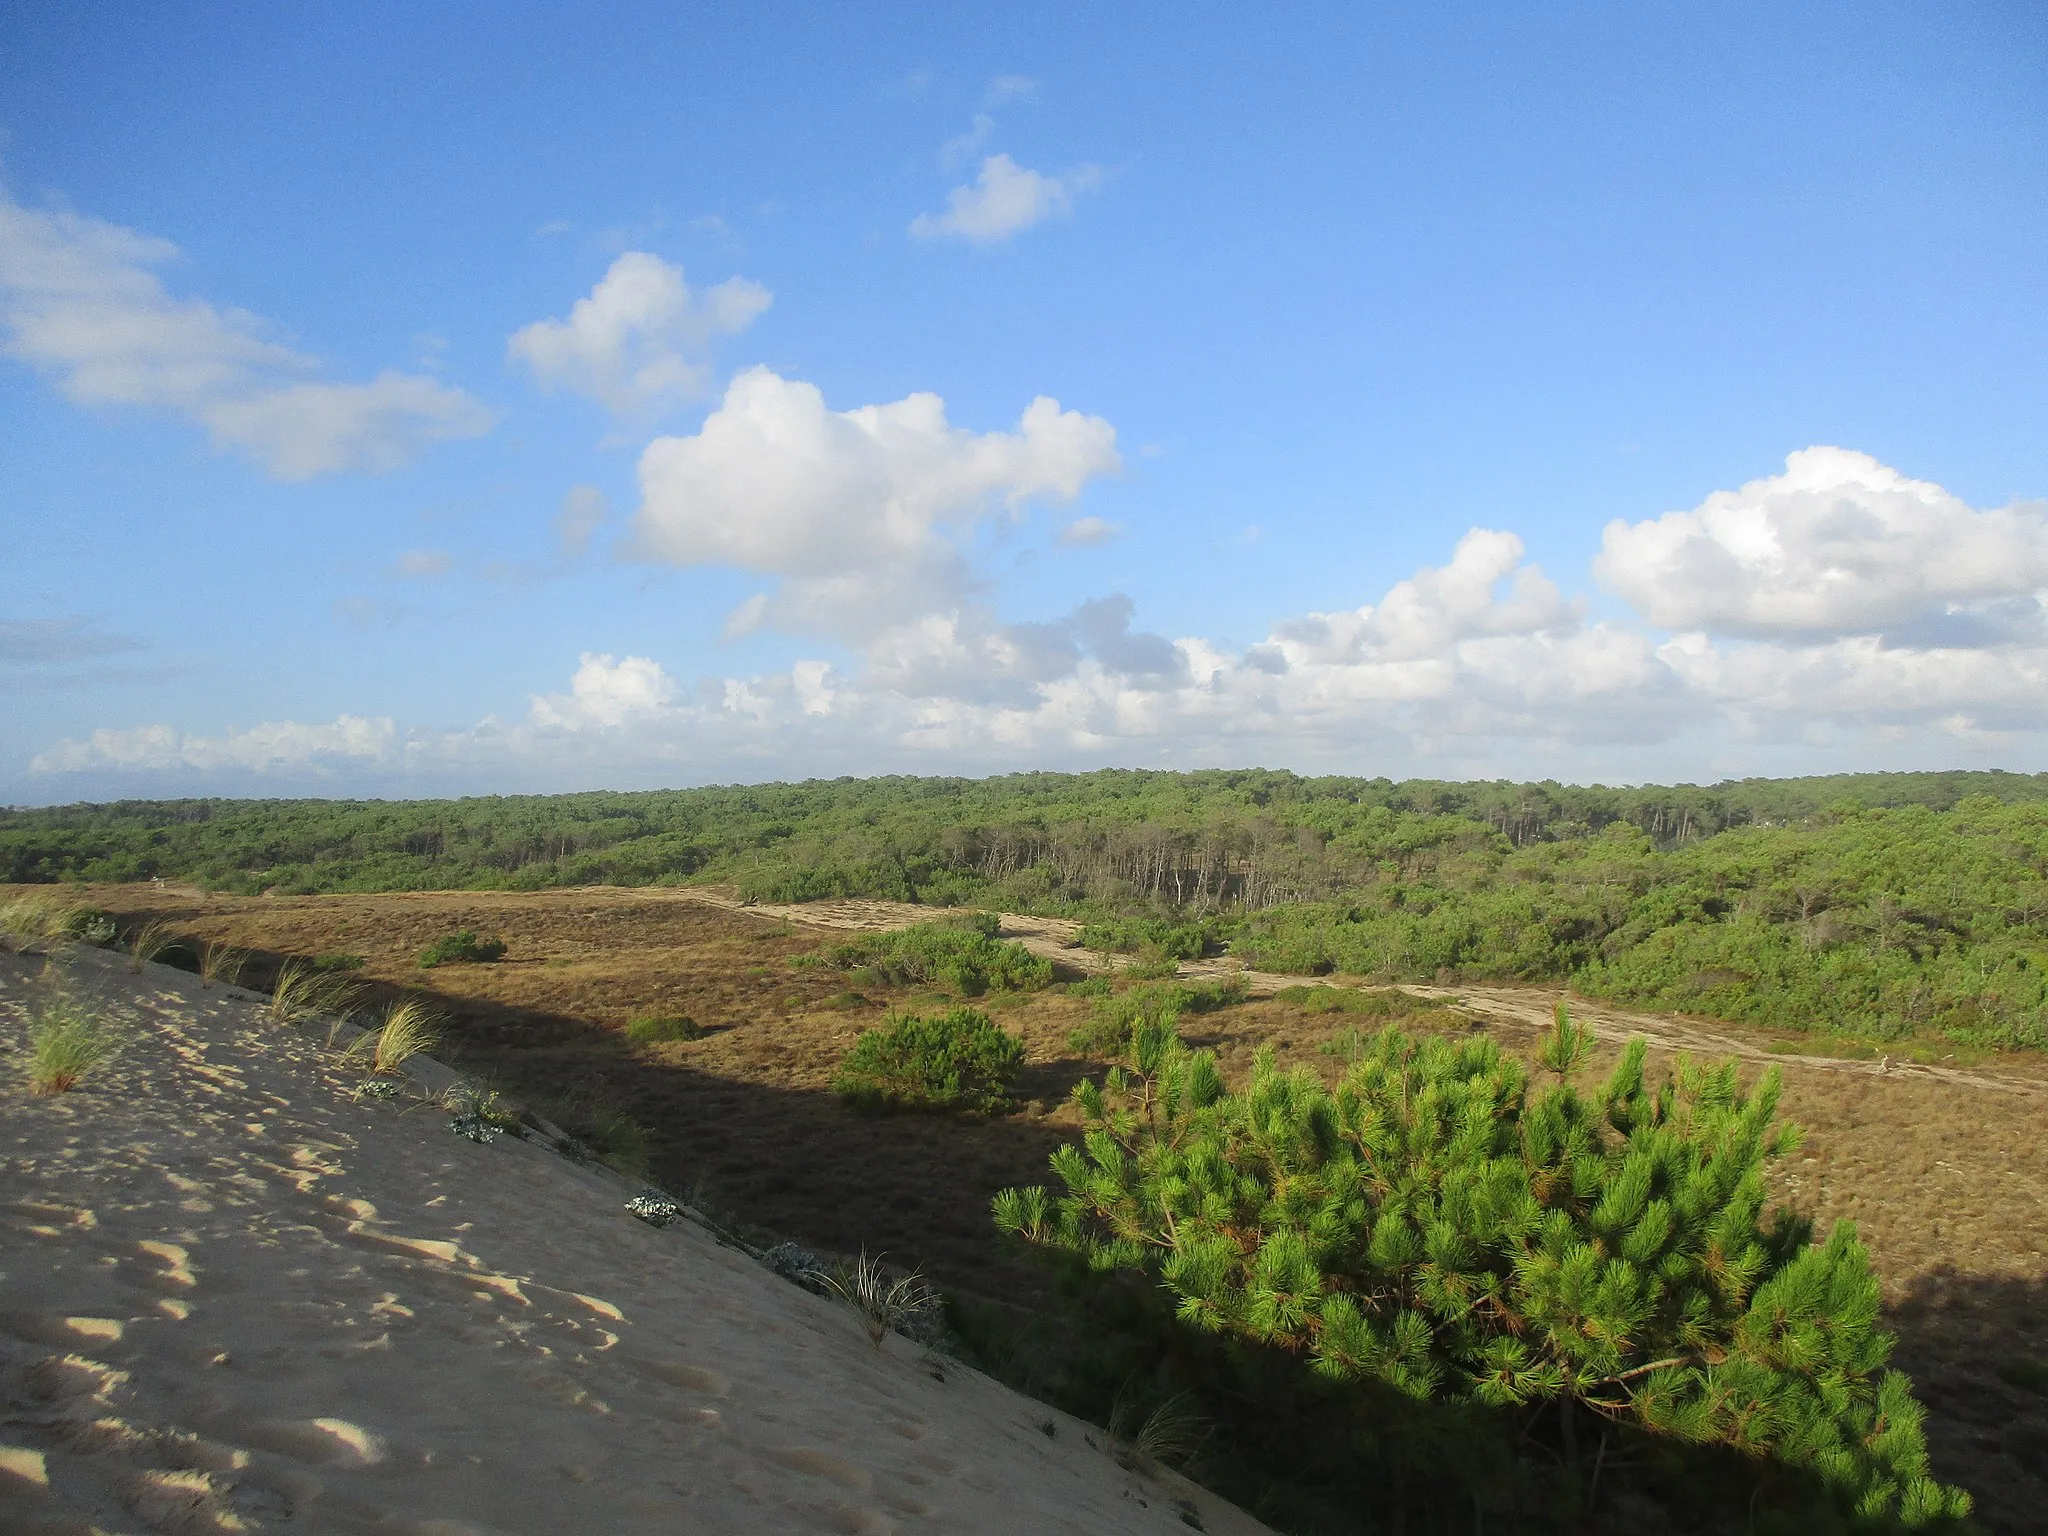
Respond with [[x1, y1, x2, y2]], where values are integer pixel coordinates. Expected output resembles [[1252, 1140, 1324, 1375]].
[[5, 766, 2046, 1051]]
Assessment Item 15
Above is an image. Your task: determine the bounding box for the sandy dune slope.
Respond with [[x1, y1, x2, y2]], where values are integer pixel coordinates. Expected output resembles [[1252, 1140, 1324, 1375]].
[[0, 944, 1269, 1536]]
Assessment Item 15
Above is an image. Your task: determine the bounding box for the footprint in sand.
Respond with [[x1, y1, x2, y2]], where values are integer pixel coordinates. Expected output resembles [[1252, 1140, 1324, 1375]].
[[127, 1466, 247, 1535], [0, 1314, 125, 1350], [244, 1416, 387, 1468], [136, 1239, 198, 1290], [622, 1356, 729, 1396], [3, 1199, 98, 1238], [764, 1446, 872, 1492], [22, 1353, 129, 1405]]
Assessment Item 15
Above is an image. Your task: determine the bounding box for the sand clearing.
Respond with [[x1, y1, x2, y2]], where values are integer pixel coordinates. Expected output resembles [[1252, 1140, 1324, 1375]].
[[0, 944, 1267, 1536]]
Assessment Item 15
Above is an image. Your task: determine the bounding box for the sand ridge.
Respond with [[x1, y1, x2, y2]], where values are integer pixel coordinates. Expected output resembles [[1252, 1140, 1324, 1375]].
[[0, 944, 1269, 1535]]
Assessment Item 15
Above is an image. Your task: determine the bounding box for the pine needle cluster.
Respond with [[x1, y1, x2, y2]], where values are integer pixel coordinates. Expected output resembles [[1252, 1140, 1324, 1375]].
[[995, 1008, 1972, 1529]]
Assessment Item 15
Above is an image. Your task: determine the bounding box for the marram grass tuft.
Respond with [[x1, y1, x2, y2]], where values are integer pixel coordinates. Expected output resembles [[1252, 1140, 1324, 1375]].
[[27, 997, 112, 1094]]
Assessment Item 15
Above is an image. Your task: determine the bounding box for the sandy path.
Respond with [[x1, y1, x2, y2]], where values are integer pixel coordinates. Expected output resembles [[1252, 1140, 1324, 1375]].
[[0, 944, 1268, 1536], [657, 888, 2046, 1099]]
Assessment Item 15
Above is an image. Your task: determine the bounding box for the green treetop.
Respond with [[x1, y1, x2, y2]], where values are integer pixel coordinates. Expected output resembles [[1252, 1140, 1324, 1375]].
[[994, 1010, 1972, 1530]]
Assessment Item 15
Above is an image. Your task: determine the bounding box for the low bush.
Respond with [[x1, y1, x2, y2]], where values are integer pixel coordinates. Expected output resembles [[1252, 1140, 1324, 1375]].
[[833, 1006, 1024, 1114], [625, 1013, 705, 1043], [312, 952, 365, 972], [1273, 983, 1425, 1015], [1078, 915, 1229, 960], [418, 929, 507, 968], [825, 915, 1051, 997], [996, 1008, 1974, 1530]]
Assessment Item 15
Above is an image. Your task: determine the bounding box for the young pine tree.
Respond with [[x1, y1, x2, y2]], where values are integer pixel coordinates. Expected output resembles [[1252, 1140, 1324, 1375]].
[[994, 1008, 1971, 1530]]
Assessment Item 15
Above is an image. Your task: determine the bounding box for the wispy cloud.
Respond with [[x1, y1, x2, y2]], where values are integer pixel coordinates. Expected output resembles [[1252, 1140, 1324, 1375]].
[[0, 617, 144, 665], [939, 113, 996, 172], [556, 484, 609, 558], [391, 548, 455, 580], [984, 75, 1039, 107], [1058, 516, 1121, 547], [910, 155, 1101, 244], [0, 187, 494, 478]]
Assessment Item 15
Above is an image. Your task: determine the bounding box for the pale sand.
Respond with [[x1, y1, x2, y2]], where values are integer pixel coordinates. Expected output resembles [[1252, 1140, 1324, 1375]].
[[0, 946, 1270, 1536]]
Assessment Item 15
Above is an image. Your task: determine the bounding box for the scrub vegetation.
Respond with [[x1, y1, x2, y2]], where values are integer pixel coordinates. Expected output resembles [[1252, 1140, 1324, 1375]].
[[5, 769, 2047, 1054], [5, 768, 2046, 1529]]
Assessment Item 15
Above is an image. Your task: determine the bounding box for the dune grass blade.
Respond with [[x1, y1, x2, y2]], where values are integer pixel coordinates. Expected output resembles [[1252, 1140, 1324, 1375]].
[[825, 1250, 935, 1346], [1, 896, 78, 952], [125, 919, 178, 974], [350, 998, 442, 1075], [267, 960, 358, 1024], [28, 998, 112, 1094], [1133, 1392, 1207, 1467], [200, 941, 246, 989]]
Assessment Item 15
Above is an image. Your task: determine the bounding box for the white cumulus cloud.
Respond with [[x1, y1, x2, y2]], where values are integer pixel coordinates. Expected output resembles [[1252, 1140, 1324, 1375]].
[[1597, 446, 2048, 639], [528, 652, 681, 730], [507, 252, 770, 416], [629, 366, 1120, 638], [910, 155, 1099, 243], [0, 189, 492, 478], [30, 450, 2048, 794]]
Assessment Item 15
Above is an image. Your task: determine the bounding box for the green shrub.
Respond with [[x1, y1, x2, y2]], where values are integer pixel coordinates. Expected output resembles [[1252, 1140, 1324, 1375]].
[[825, 916, 1052, 997], [418, 929, 507, 968], [1067, 977, 1247, 1057], [833, 1007, 1024, 1114], [997, 1008, 1973, 1530], [626, 1013, 705, 1043], [1078, 915, 1228, 960], [1274, 983, 1422, 1015], [1122, 949, 1181, 979], [312, 952, 366, 972]]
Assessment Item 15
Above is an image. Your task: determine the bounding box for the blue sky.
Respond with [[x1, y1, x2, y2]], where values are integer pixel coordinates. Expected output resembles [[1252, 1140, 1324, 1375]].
[[4, 2, 2046, 802]]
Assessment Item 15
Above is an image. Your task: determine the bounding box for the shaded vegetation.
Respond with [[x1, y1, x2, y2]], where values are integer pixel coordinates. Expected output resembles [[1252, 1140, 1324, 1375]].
[[832, 1006, 1025, 1115], [1066, 976, 1249, 1057], [991, 1010, 1975, 1532], [417, 928, 506, 968], [625, 1012, 705, 1043]]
